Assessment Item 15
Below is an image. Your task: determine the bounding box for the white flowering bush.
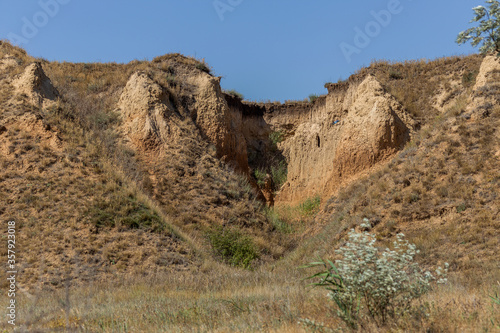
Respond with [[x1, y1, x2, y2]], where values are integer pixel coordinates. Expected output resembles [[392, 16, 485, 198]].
[[304, 227, 448, 329]]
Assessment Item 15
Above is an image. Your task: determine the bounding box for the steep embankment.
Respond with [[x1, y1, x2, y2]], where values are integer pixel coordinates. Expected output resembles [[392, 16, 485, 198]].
[[263, 75, 415, 205], [226, 56, 485, 208], [115, 68, 286, 259], [0, 53, 195, 288], [223, 76, 416, 207], [287, 55, 499, 279], [0, 41, 293, 290], [0, 40, 496, 296]]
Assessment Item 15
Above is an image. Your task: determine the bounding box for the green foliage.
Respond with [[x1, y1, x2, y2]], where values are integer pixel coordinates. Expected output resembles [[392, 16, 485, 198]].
[[309, 94, 319, 103], [249, 131, 288, 192], [269, 131, 284, 146], [462, 70, 478, 87], [88, 193, 164, 231], [457, 0, 500, 55], [196, 62, 211, 74], [206, 226, 259, 268], [254, 161, 287, 191], [254, 168, 267, 187], [224, 89, 244, 100], [491, 290, 500, 305], [271, 161, 287, 191], [265, 208, 293, 233], [304, 227, 448, 329], [299, 196, 321, 216], [456, 203, 467, 213], [491, 287, 500, 329]]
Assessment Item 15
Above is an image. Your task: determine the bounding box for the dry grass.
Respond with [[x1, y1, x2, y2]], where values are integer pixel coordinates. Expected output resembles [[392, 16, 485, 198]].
[[0, 42, 499, 331], [0, 263, 498, 332], [0, 114, 196, 288], [0, 40, 290, 288], [352, 55, 483, 120]]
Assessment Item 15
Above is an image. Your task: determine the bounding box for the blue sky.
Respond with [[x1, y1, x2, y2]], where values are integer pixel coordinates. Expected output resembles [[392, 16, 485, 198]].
[[1, 0, 478, 102]]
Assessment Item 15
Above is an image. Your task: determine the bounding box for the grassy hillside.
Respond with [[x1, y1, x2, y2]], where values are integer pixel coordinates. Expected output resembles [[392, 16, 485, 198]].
[[0, 41, 498, 332], [352, 55, 484, 120]]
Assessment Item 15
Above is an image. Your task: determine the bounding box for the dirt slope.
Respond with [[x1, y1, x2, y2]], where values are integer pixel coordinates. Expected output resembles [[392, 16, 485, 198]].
[[0, 43, 195, 289], [296, 54, 500, 278], [114, 66, 287, 261], [0, 41, 497, 297]]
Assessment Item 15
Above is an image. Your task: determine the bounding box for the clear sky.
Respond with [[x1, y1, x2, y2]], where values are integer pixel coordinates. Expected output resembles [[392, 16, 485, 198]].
[[0, 0, 478, 102]]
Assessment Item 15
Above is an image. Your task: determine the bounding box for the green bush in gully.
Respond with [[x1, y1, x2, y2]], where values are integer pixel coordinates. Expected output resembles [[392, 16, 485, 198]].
[[299, 195, 321, 216], [269, 131, 288, 188], [303, 221, 448, 329], [206, 226, 259, 269], [253, 131, 288, 191]]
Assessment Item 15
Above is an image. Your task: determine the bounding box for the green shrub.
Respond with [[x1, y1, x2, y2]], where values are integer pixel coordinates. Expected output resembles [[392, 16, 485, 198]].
[[309, 94, 319, 103], [269, 131, 284, 147], [304, 227, 448, 329], [254, 168, 267, 187], [265, 208, 293, 233], [206, 226, 259, 269], [88, 193, 164, 231], [270, 161, 287, 191], [299, 196, 321, 215], [491, 290, 500, 305], [490, 287, 500, 329], [196, 62, 211, 74], [462, 70, 478, 87], [456, 203, 467, 213]]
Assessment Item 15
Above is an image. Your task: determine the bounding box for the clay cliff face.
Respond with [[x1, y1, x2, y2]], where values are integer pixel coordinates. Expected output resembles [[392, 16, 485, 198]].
[[116, 66, 416, 207], [2, 61, 62, 153], [115, 69, 272, 237], [323, 76, 414, 196], [118, 72, 181, 149], [468, 55, 500, 120], [118, 70, 249, 173], [191, 74, 249, 173], [244, 75, 415, 205], [7, 56, 417, 211]]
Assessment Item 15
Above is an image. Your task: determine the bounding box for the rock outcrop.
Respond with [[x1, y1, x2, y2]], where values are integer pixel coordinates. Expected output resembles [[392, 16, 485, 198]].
[[12, 62, 59, 108], [118, 72, 182, 149], [265, 75, 414, 204], [117, 69, 415, 206], [473, 55, 500, 90], [118, 71, 249, 173], [191, 74, 249, 173], [468, 55, 500, 120]]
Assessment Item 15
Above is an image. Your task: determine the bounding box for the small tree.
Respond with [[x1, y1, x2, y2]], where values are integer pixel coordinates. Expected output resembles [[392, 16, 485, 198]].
[[457, 0, 500, 55]]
